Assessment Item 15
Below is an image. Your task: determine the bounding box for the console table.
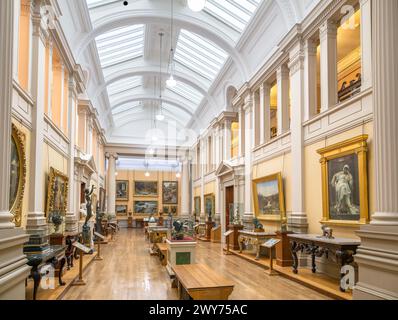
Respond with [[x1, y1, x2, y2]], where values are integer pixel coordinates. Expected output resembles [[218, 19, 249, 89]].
[[288, 234, 360, 292], [238, 230, 277, 260], [25, 245, 66, 300]]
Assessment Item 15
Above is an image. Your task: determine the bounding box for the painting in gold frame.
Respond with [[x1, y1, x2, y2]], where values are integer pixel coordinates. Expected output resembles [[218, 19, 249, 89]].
[[204, 194, 215, 218], [194, 196, 201, 216], [46, 167, 69, 216], [252, 173, 285, 221], [116, 180, 129, 200], [9, 124, 26, 227], [317, 135, 369, 226]]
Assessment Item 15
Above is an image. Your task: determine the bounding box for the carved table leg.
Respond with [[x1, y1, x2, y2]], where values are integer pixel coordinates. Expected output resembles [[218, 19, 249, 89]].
[[255, 241, 261, 261], [238, 235, 243, 253], [31, 266, 41, 301], [291, 241, 299, 274], [58, 257, 66, 286], [311, 248, 317, 273]]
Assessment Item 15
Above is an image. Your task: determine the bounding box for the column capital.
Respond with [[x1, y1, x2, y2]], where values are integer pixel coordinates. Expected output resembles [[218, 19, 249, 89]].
[[319, 20, 337, 39], [105, 152, 118, 160]]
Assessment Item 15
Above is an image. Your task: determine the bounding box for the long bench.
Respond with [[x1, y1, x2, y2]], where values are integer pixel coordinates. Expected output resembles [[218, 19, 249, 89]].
[[172, 264, 234, 300]]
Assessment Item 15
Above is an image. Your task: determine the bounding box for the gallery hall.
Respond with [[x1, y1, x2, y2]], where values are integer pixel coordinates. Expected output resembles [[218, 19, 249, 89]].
[[0, 0, 397, 303]]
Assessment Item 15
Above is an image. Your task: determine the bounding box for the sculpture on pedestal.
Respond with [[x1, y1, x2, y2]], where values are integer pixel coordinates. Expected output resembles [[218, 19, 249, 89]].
[[82, 185, 95, 246]]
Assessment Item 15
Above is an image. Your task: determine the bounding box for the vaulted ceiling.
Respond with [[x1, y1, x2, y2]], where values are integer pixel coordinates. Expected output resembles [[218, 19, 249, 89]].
[[61, 0, 320, 145]]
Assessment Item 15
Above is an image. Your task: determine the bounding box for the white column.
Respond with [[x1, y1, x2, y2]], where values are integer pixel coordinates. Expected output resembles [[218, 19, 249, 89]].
[[25, 2, 49, 247], [260, 83, 271, 143], [319, 20, 338, 113], [200, 139, 205, 220], [259, 85, 265, 145], [253, 90, 260, 146], [0, 0, 17, 228], [277, 64, 290, 134], [223, 120, 231, 160], [304, 39, 318, 121], [0, 0, 31, 300], [12, 0, 20, 80], [106, 153, 118, 218], [243, 95, 254, 227], [360, 0, 372, 91], [354, 0, 398, 300], [288, 43, 308, 233], [238, 108, 245, 157], [181, 160, 190, 218], [65, 78, 78, 234]]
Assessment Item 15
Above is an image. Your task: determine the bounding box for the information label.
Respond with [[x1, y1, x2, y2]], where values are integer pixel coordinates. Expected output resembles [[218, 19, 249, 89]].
[[224, 230, 234, 237], [262, 238, 281, 248], [73, 242, 92, 254], [94, 232, 105, 240]]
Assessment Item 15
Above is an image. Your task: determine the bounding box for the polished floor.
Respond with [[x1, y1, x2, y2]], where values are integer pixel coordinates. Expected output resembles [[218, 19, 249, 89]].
[[62, 228, 329, 300]]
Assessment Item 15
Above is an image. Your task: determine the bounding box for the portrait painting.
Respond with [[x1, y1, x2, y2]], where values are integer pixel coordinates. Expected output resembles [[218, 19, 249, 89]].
[[317, 135, 369, 225], [194, 196, 201, 216], [116, 180, 129, 200], [46, 167, 69, 216], [204, 194, 215, 218], [134, 181, 158, 197], [134, 201, 158, 215], [9, 124, 26, 227], [252, 173, 285, 221], [170, 205, 178, 216], [162, 181, 178, 204], [116, 205, 128, 216]]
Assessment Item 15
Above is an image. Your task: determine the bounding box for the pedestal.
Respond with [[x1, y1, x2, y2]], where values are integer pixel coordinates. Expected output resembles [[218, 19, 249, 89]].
[[276, 231, 294, 267], [49, 233, 66, 246], [228, 224, 244, 250], [166, 239, 197, 277], [205, 221, 215, 241]]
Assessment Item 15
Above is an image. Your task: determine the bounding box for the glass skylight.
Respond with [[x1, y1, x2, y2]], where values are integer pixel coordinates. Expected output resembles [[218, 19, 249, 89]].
[[174, 29, 229, 82], [167, 82, 203, 106], [86, 0, 118, 10], [96, 25, 144, 69], [112, 102, 143, 118], [204, 0, 262, 33], [107, 76, 142, 103]]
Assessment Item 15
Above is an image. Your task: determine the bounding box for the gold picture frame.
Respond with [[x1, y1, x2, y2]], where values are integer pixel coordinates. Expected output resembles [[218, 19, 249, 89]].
[[46, 167, 69, 216], [252, 172, 285, 221], [194, 196, 201, 216], [10, 124, 27, 227], [317, 135, 369, 226], [204, 193, 215, 218], [116, 180, 129, 200]]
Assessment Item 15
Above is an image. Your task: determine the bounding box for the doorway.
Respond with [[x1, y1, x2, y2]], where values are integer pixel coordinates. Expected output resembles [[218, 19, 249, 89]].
[[225, 186, 234, 227]]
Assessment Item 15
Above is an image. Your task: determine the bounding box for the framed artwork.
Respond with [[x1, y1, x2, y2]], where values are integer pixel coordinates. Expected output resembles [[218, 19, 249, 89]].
[[162, 181, 178, 204], [116, 205, 128, 216], [134, 201, 158, 215], [317, 135, 369, 226], [9, 124, 26, 227], [194, 196, 201, 216], [163, 206, 170, 214], [134, 181, 158, 197], [116, 180, 129, 200], [204, 194, 215, 218], [170, 205, 178, 216], [99, 187, 106, 212], [252, 172, 285, 221], [46, 167, 69, 216]]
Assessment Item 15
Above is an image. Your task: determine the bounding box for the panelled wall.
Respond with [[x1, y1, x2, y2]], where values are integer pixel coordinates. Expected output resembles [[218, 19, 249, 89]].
[[191, 0, 373, 240]]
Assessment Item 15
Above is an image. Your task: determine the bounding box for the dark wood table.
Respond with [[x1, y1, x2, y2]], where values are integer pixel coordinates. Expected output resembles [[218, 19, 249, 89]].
[[25, 245, 66, 300], [288, 234, 360, 292]]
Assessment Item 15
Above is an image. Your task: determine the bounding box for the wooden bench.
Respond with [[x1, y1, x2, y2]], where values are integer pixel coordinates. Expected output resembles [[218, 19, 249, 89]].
[[172, 264, 234, 300], [156, 243, 168, 266]]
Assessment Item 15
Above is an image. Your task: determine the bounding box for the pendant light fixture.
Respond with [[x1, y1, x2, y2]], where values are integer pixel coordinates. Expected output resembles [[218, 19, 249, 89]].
[[156, 32, 165, 121], [144, 161, 151, 177], [166, 0, 177, 88], [187, 0, 206, 12]]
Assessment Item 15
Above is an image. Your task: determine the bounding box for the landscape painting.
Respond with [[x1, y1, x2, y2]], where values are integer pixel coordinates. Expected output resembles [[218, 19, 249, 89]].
[[116, 205, 128, 216], [162, 181, 178, 204], [134, 201, 158, 215], [252, 173, 285, 220], [134, 181, 158, 197]]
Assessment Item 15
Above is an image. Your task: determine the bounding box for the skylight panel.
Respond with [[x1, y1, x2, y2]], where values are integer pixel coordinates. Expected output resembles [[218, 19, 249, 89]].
[[112, 102, 142, 117], [107, 77, 142, 103], [204, 0, 262, 33], [96, 25, 144, 69], [86, 0, 118, 10], [175, 30, 228, 81], [167, 83, 203, 105]]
